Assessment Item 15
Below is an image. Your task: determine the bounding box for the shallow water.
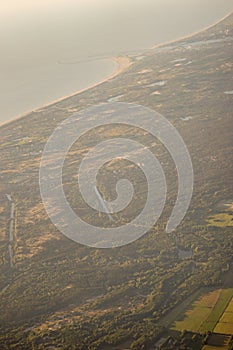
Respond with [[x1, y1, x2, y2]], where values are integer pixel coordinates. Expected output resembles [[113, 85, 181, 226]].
[[0, 0, 232, 124]]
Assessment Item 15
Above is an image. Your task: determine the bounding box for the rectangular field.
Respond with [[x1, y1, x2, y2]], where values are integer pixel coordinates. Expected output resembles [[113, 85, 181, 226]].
[[163, 288, 233, 333], [214, 297, 233, 334], [201, 289, 233, 333], [172, 289, 221, 332]]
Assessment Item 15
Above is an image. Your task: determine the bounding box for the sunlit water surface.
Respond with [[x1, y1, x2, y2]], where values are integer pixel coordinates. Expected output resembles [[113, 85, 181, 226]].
[[0, 0, 232, 123]]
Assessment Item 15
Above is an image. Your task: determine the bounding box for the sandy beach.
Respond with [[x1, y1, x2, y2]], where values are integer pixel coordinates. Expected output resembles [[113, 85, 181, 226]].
[[0, 8, 233, 347], [150, 10, 233, 51], [0, 56, 131, 127], [35, 56, 132, 111], [0, 10, 232, 129]]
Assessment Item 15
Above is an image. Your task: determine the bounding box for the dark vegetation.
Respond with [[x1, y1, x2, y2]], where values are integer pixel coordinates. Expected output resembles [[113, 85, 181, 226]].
[[0, 13, 232, 350]]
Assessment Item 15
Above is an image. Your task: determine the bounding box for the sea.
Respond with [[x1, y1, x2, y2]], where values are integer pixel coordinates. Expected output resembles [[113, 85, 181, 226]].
[[0, 0, 232, 124]]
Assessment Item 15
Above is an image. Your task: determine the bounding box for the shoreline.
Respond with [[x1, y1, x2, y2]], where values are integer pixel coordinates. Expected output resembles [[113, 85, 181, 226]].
[[150, 10, 233, 51], [0, 11, 232, 129], [0, 56, 132, 128]]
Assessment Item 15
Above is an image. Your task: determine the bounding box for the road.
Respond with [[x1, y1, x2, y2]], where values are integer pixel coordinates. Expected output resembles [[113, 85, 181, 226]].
[[5, 194, 14, 268]]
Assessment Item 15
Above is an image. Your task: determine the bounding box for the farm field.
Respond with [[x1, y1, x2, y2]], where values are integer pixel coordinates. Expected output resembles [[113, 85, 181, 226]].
[[159, 288, 208, 329], [167, 288, 233, 334], [171, 289, 221, 332], [201, 288, 233, 333], [214, 296, 233, 334], [0, 12, 232, 350]]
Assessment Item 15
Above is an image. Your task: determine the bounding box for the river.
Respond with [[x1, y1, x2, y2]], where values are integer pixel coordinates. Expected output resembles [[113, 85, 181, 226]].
[[0, 0, 232, 124]]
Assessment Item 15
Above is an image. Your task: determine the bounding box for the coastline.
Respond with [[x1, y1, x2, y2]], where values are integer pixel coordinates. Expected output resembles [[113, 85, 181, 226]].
[[0, 11, 232, 129], [0, 8, 233, 342], [150, 10, 233, 51], [0, 56, 132, 128]]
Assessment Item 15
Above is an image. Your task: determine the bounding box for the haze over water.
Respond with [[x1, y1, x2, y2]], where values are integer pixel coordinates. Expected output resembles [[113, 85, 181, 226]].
[[0, 0, 233, 124]]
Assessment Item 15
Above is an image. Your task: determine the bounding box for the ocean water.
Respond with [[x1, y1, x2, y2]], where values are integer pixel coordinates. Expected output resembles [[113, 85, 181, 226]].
[[0, 0, 232, 124]]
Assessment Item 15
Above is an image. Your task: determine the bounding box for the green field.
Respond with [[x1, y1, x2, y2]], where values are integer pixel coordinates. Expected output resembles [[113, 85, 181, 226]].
[[201, 289, 233, 333], [171, 289, 221, 332], [225, 298, 233, 312], [214, 297, 233, 334], [167, 288, 233, 333], [0, 12, 233, 350], [159, 288, 207, 329]]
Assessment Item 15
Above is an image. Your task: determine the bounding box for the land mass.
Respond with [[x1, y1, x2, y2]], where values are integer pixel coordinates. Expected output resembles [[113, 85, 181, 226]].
[[0, 13, 233, 350]]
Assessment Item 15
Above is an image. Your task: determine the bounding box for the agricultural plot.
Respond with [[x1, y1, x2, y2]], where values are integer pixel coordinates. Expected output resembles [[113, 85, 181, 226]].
[[201, 289, 233, 333], [214, 297, 233, 334], [171, 289, 221, 332], [225, 298, 233, 312], [170, 288, 233, 333]]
